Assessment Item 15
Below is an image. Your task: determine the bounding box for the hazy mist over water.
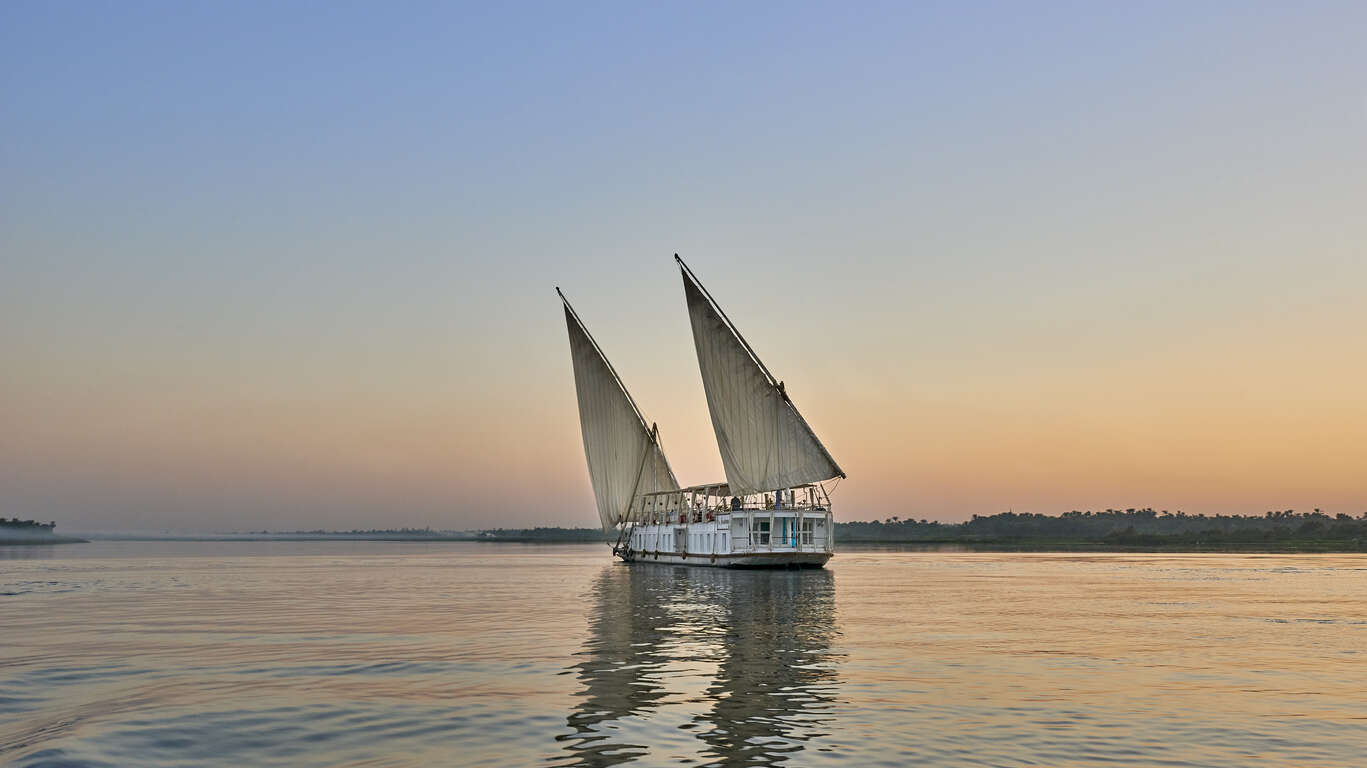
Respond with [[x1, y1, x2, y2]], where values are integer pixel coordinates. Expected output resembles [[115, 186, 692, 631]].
[[3, 542, 1365, 766]]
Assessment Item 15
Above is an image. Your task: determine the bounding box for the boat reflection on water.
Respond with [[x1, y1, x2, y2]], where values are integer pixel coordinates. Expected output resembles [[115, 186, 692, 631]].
[[556, 565, 841, 767], [557, 565, 678, 766]]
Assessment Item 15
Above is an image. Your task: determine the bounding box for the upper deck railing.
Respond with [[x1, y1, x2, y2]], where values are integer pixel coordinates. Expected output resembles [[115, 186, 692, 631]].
[[630, 483, 832, 526]]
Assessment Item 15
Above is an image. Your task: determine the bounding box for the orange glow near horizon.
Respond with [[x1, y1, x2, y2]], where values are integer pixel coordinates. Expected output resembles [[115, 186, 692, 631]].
[[5, 284, 1364, 532]]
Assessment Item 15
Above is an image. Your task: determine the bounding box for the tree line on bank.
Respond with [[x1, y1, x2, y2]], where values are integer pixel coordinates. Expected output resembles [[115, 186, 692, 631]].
[[837, 508, 1367, 546], [475, 527, 607, 541], [1, 518, 56, 531], [469, 509, 1367, 547]]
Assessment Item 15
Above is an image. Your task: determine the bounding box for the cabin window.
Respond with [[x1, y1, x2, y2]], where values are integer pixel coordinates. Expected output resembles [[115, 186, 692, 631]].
[[800, 519, 814, 545], [751, 518, 770, 545]]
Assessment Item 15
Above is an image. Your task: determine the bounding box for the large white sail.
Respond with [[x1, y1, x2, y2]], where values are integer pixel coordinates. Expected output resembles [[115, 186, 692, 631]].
[[562, 295, 679, 533], [679, 259, 844, 496]]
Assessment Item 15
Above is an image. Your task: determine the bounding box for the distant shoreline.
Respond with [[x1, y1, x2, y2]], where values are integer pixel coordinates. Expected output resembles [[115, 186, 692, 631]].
[[835, 538, 1367, 553], [4, 534, 1364, 552], [38, 535, 1366, 553], [80, 534, 480, 543], [13, 507, 1365, 552], [0, 536, 89, 546]]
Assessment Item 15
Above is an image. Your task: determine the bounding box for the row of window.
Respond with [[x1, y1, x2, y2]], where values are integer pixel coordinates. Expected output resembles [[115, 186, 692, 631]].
[[689, 531, 727, 553], [631, 518, 823, 552], [631, 530, 729, 554], [632, 531, 672, 550], [749, 518, 817, 546]]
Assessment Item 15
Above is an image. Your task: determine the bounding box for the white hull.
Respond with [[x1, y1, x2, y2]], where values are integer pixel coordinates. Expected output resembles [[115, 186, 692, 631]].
[[617, 510, 833, 569], [621, 550, 832, 568]]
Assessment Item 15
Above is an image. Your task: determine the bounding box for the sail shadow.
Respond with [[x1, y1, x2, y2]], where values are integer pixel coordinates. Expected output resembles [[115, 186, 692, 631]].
[[553, 565, 841, 767]]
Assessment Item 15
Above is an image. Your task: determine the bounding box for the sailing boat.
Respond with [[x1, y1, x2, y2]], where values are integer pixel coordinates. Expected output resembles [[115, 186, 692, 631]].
[[560, 255, 844, 568]]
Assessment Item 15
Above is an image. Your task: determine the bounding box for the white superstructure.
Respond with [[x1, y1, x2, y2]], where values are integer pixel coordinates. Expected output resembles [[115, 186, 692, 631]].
[[560, 255, 845, 568], [623, 484, 833, 567]]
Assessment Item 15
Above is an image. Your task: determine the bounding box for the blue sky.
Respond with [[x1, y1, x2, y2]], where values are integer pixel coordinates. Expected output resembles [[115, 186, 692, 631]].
[[3, 2, 1364, 531]]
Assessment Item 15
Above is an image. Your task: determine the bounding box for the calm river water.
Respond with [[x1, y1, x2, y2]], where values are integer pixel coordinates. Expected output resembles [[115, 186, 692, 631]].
[[1, 542, 1365, 767]]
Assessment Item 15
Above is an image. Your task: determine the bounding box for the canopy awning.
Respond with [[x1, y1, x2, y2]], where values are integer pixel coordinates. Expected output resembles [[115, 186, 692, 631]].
[[640, 482, 727, 498], [640, 482, 822, 498]]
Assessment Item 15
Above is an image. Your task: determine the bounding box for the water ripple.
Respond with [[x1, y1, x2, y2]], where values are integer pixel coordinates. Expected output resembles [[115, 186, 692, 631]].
[[2, 543, 1366, 766]]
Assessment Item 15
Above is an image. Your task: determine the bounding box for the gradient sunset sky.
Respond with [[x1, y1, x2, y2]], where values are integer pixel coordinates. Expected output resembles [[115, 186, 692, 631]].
[[3, 2, 1364, 532]]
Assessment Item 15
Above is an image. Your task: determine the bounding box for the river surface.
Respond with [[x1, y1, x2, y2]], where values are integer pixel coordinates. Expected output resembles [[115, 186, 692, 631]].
[[2, 542, 1365, 767]]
